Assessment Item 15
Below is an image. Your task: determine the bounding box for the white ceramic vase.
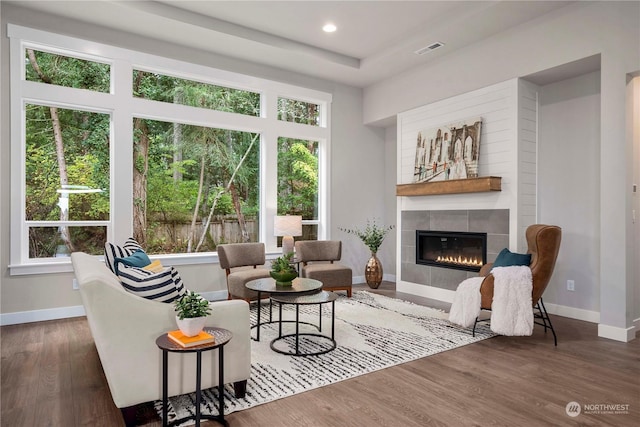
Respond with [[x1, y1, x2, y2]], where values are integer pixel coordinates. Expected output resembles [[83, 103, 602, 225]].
[[175, 316, 206, 337]]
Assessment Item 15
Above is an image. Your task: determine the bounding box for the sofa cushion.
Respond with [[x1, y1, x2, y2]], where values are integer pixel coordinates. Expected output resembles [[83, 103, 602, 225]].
[[117, 264, 187, 303], [491, 248, 532, 270], [104, 238, 143, 274], [114, 249, 151, 275]]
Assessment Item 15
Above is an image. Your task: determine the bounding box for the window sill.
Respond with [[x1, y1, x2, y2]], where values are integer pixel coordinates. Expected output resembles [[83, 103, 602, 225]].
[[10, 250, 285, 276], [9, 252, 222, 276]]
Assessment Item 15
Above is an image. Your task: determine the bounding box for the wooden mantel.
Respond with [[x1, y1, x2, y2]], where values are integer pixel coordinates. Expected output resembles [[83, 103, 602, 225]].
[[396, 176, 502, 196]]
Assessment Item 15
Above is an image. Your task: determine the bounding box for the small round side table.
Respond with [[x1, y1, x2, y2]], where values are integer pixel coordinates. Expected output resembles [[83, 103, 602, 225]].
[[155, 327, 232, 427]]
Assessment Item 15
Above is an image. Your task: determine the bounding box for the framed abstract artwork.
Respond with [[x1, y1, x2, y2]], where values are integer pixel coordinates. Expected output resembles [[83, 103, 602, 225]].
[[413, 117, 482, 183]]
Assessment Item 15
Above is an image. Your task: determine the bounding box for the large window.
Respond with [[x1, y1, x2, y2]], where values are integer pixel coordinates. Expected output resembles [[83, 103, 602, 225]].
[[9, 25, 331, 274], [278, 137, 319, 241], [135, 118, 260, 254], [25, 104, 110, 258]]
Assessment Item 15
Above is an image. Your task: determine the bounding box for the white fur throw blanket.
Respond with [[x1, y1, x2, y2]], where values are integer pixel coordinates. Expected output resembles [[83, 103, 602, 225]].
[[449, 266, 533, 336], [448, 277, 483, 328], [491, 266, 533, 336]]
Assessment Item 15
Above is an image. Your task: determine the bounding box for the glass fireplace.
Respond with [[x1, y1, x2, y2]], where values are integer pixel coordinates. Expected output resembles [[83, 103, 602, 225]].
[[416, 230, 487, 272]]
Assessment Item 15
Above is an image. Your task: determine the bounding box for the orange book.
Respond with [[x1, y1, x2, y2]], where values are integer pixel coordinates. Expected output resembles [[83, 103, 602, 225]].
[[167, 329, 215, 348]]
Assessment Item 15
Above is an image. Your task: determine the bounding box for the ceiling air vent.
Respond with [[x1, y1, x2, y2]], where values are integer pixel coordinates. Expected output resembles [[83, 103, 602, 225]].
[[414, 42, 445, 56]]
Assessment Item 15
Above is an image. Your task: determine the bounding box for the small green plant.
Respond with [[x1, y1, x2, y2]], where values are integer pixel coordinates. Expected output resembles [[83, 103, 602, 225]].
[[174, 290, 212, 320], [340, 219, 395, 253], [271, 252, 297, 273]]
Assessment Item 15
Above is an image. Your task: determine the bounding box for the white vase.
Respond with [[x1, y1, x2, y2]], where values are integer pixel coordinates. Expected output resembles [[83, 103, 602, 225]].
[[175, 316, 206, 337]]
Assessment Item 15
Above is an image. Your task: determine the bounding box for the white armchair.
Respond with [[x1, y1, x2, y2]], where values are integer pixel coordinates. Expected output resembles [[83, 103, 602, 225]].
[[70, 252, 251, 426]]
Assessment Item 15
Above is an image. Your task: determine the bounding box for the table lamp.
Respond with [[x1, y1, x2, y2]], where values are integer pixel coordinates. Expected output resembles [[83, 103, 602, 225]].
[[274, 215, 302, 255]]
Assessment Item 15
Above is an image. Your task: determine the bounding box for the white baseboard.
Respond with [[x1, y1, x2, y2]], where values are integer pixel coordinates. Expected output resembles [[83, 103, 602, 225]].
[[396, 281, 624, 332], [3, 286, 635, 340], [396, 281, 456, 303], [542, 302, 600, 323], [598, 323, 637, 342], [0, 290, 230, 326], [1, 305, 86, 326], [352, 274, 396, 285]]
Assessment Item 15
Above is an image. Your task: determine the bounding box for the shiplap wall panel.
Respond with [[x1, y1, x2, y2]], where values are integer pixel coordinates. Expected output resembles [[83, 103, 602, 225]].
[[397, 78, 540, 251], [397, 79, 518, 212]]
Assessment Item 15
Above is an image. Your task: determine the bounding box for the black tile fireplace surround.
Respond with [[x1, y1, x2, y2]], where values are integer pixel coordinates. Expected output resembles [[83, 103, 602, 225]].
[[416, 230, 487, 272]]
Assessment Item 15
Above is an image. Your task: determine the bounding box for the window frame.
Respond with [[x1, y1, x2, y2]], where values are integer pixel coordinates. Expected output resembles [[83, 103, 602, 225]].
[[8, 24, 332, 275]]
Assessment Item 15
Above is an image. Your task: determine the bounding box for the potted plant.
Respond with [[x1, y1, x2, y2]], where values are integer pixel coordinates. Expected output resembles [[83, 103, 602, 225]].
[[174, 290, 212, 337], [270, 252, 298, 286], [340, 219, 394, 289]]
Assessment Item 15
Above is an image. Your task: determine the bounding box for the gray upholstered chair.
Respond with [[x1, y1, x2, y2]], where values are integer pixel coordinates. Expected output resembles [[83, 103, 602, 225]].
[[295, 240, 353, 297], [217, 242, 271, 301]]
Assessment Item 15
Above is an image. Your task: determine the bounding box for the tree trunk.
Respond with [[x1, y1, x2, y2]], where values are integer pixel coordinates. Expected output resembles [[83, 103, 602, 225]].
[[27, 49, 75, 252], [173, 88, 184, 182], [132, 118, 149, 247], [194, 133, 259, 251], [186, 155, 206, 252], [229, 182, 248, 242], [132, 71, 149, 247]]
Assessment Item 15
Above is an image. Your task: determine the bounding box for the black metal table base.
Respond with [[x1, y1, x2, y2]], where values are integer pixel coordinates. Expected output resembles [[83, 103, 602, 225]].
[[246, 279, 323, 342], [161, 348, 227, 427], [168, 414, 229, 427], [159, 332, 229, 427], [270, 295, 336, 357], [270, 333, 337, 356], [251, 292, 321, 341]]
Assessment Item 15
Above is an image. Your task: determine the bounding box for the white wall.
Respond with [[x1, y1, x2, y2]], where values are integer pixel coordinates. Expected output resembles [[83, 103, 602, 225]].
[[329, 87, 387, 282], [0, 4, 386, 321], [369, 1, 639, 341], [538, 71, 601, 314]]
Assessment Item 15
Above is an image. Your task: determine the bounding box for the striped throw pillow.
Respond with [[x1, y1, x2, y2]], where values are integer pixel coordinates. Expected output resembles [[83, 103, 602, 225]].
[[117, 265, 187, 303], [104, 238, 142, 274]]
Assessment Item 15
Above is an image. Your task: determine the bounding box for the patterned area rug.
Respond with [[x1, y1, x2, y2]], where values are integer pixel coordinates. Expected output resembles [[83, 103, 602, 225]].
[[156, 290, 494, 425]]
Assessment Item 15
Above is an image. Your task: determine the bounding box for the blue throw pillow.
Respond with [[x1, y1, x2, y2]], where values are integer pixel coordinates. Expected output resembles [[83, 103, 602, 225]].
[[491, 248, 531, 270], [114, 249, 151, 275]]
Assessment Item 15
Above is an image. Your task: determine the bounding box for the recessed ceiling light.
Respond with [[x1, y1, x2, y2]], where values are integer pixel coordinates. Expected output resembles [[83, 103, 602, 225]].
[[323, 23, 337, 33]]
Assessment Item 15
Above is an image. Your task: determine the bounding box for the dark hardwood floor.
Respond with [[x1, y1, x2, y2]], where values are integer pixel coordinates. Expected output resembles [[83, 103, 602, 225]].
[[2, 282, 638, 426]]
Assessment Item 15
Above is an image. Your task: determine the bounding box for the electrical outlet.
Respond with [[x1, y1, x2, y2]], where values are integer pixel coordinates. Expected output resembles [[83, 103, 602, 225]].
[[73, 278, 79, 290], [567, 279, 575, 291]]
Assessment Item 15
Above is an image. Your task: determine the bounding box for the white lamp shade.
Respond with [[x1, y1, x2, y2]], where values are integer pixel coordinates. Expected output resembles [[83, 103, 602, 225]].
[[274, 215, 302, 237]]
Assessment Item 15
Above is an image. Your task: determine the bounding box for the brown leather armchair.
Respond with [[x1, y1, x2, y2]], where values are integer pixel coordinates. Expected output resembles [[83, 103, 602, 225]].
[[473, 224, 562, 345]]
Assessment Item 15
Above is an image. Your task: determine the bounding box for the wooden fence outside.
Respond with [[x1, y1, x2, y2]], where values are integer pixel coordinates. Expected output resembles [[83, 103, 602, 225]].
[[149, 218, 258, 248]]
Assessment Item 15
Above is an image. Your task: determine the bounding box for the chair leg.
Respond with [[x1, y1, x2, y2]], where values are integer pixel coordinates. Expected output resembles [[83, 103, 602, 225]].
[[472, 307, 492, 336], [233, 380, 247, 398], [534, 298, 557, 346]]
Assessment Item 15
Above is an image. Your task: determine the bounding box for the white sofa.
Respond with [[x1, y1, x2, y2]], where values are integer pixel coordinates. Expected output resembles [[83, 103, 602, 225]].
[[70, 252, 251, 425]]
